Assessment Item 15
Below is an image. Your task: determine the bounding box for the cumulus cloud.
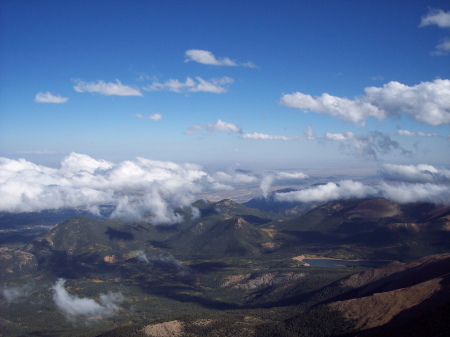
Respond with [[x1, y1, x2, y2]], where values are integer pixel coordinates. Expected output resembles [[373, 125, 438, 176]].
[[73, 79, 143, 96], [135, 113, 162, 121], [280, 79, 450, 126], [185, 49, 257, 68], [380, 163, 450, 184], [144, 76, 233, 94], [34, 92, 68, 103], [419, 8, 450, 28], [52, 279, 124, 320], [0, 153, 241, 224], [324, 131, 412, 160]]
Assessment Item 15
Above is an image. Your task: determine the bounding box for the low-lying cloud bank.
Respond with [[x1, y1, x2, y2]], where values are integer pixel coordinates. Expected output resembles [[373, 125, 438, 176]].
[[275, 164, 450, 205], [52, 278, 124, 320], [1, 154, 448, 223], [260, 171, 309, 198], [0, 153, 269, 224]]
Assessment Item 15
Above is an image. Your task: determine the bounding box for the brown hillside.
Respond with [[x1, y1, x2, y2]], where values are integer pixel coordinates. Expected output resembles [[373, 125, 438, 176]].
[[328, 253, 450, 332]]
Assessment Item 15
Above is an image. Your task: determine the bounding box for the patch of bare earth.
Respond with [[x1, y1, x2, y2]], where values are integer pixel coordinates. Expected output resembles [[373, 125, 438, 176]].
[[222, 272, 305, 289], [329, 277, 443, 330], [143, 320, 183, 337]]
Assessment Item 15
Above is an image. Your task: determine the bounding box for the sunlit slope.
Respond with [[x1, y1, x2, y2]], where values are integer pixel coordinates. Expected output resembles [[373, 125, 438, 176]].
[[264, 198, 450, 260]]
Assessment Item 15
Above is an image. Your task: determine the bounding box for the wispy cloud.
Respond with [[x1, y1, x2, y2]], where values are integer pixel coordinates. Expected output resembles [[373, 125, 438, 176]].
[[419, 9, 450, 55], [260, 171, 309, 197], [187, 122, 315, 142], [52, 278, 124, 321], [185, 49, 257, 68], [144, 76, 233, 94], [1, 283, 34, 303], [431, 38, 450, 56], [135, 113, 162, 121], [242, 133, 301, 141], [185, 119, 242, 135], [242, 126, 315, 141], [73, 79, 143, 96], [34, 92, 68, 103], [395, 129, 437, 137], [15, 150, 58, 155], [280, 79, 450, 126], [324, 131, 413, 160], [185, 49, 237, 66], [419, 8, 450, 28]]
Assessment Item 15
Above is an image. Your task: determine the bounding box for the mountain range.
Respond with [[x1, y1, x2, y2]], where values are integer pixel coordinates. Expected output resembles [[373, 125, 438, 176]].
[[1, 196, 449, 336]]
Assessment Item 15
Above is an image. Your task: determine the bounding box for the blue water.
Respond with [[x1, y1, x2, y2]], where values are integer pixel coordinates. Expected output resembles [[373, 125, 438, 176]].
[[303, 259, 390, 268]]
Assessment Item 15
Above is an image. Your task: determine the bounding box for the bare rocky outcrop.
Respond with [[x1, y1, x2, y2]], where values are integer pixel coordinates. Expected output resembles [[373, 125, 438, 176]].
[[143, 320, 183, 337]]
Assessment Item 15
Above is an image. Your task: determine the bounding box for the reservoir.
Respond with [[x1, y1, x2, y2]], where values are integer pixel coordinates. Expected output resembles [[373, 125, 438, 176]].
[[303, 258, 391, 268]]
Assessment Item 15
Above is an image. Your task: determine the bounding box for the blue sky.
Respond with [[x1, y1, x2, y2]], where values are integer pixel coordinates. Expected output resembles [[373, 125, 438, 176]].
[[1, 0, 449, 171]]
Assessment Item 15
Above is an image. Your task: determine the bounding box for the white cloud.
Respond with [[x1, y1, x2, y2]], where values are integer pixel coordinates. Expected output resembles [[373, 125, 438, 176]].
[[185, 49, 237, 66], [274, 176, 450, 205], [207, 120, 242, 133], [380, 182, 450, 204], [380, 163, 450, 184], [187, 120, 242, 135], [275, 180, 377, 203], [280, 92, 384, 125], [0, 153, 242, 224], [242, 132, 300, 141], [420, 9, 450, 56], [213, 171, 259, 185], [135, 113, 162, 121], [34, 92, 68, 103], [73, 79, 143, 96], [280, 79, 450, 126], [149, 113, 162, 121], [396, 129, 437, 137], [431, 38, 450, 56], [144, 76, 233, 94], [184, 49, 257, 68], [52, 278, 124, 320], [260, 171, 309, 198], [419, 9, 450, 28], [325, 132, 347, 141]]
